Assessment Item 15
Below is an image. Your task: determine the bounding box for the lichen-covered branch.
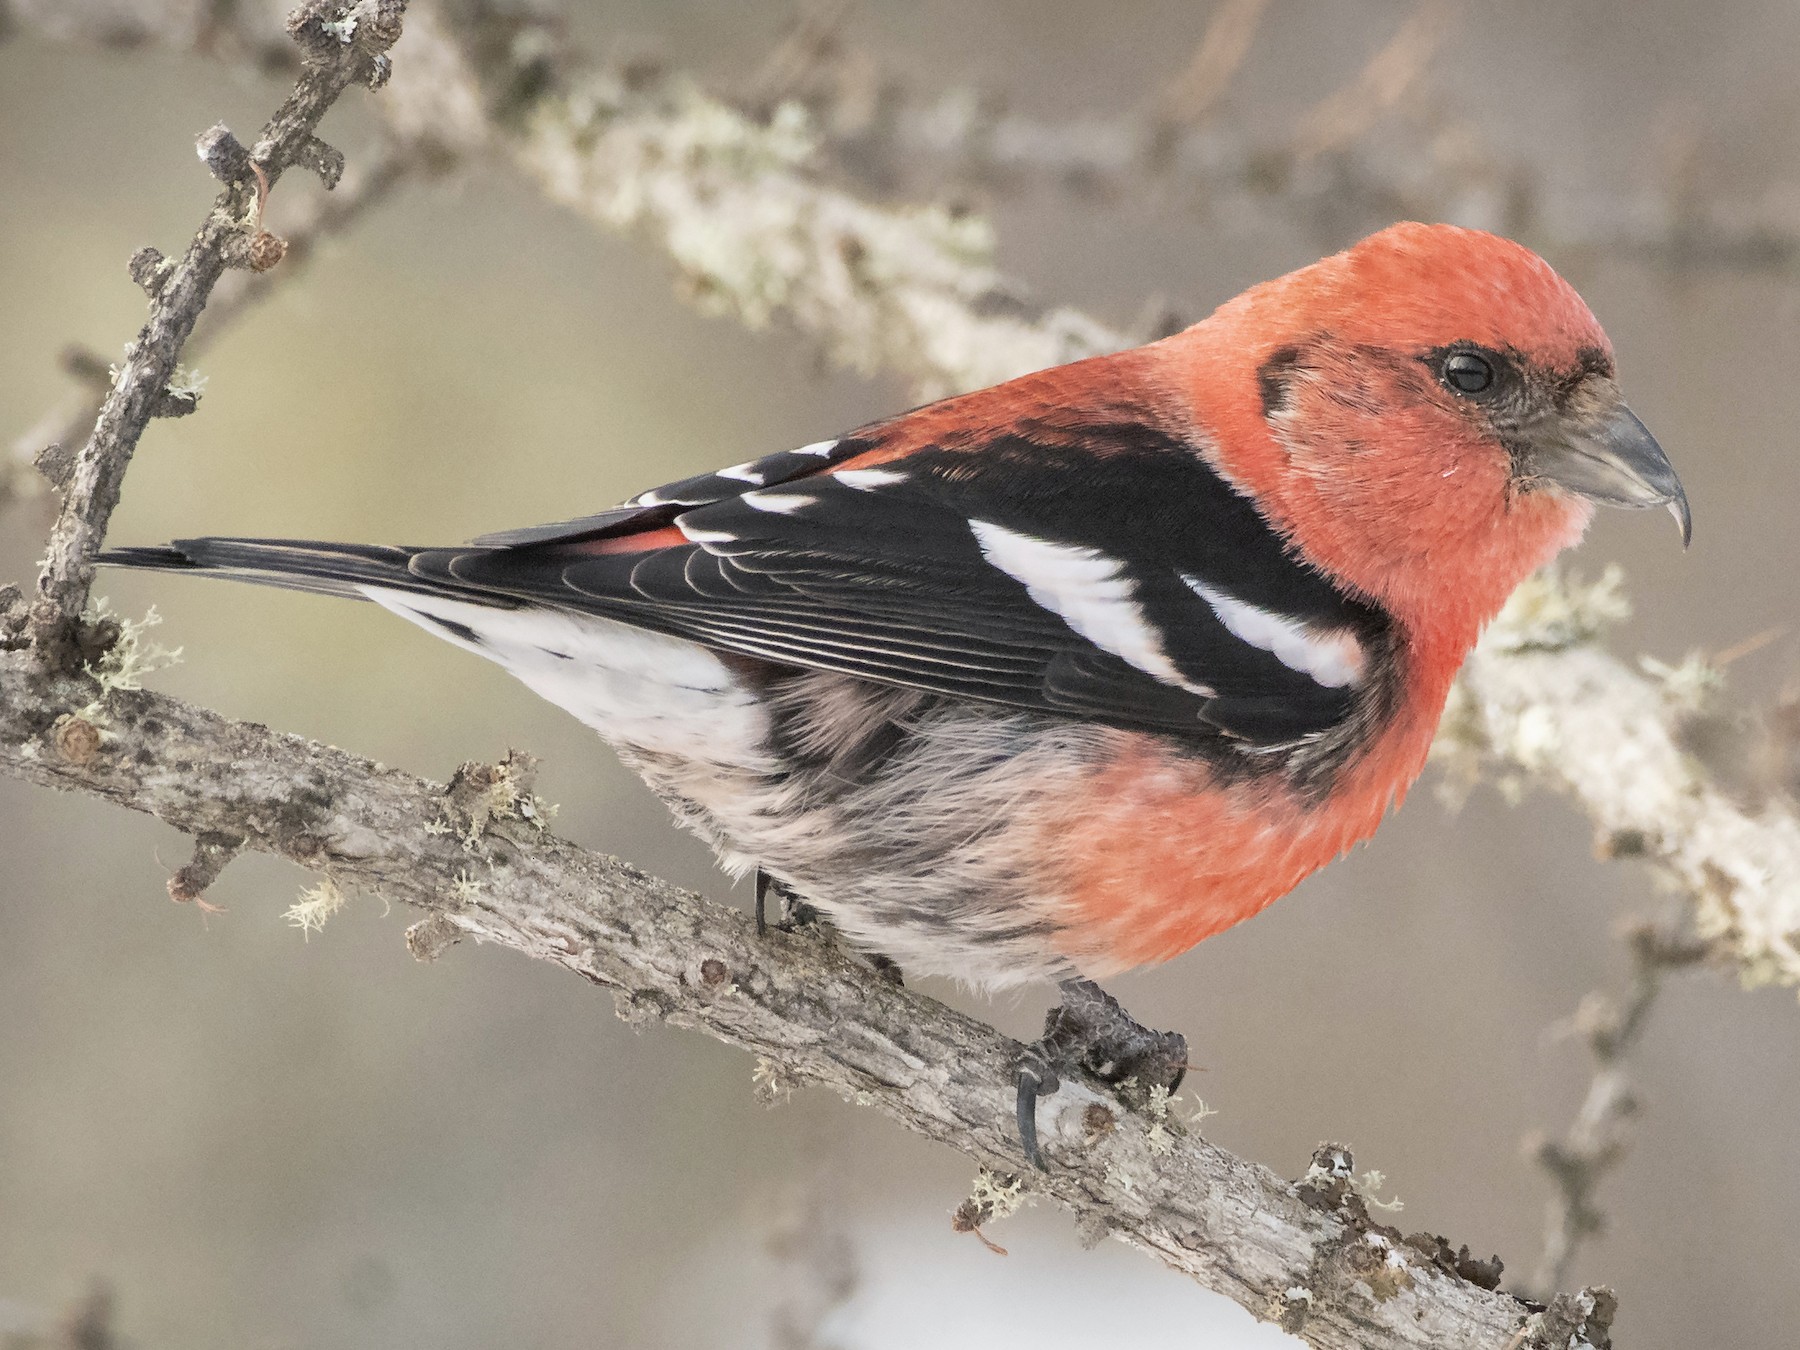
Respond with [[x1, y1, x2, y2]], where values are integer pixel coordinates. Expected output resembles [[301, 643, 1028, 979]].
[[1441, 570, 1800, 990], [400, 4, 1121, 403], [0, 650, 1596, 1350]]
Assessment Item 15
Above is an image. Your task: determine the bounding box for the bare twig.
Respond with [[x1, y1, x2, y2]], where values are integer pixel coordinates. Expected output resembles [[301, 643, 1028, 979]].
[[1154, 0, 1270, 127], [1521, 923, 1708, 1300], [5, 145, 418, 512], [1290, 0, 1451, 162], [22, 0, 409, 667]]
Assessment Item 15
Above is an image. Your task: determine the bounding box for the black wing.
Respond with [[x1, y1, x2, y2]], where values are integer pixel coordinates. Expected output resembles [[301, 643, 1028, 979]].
[[104, 426, 1390, 746], [422, 427, 1391, 745]]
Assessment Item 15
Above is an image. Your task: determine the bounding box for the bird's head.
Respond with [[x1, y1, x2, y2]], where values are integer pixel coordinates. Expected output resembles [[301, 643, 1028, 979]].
[[1178, 222, 1687, 639]]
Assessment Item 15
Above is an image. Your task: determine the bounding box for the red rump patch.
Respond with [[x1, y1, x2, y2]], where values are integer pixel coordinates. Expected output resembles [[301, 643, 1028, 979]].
[[565, 525, 689, 556]]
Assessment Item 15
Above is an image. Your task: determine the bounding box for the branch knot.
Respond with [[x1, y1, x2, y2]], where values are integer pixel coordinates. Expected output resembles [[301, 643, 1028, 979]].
[[128, 245, 174, 298], [168, 832, 245, 908]]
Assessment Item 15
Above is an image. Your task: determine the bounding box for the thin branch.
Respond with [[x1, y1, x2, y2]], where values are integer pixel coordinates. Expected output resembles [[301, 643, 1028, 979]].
[[1520, 922, 1708, 1300], [0, 652, 1599, 1350], [21, 0, 409, 666], [1289, 0, 1451, 162], [734, 7, 1800, 275], [5, 145, 418, 512], [1153, 0, 1271, 127]]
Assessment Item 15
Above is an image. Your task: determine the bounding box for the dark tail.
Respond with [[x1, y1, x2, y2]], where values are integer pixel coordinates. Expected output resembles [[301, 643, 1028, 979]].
[[98, 538, 516, 608]]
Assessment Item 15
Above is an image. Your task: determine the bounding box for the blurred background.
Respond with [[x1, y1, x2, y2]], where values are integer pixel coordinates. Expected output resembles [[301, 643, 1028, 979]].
[[3, 2, 1799, 1347]]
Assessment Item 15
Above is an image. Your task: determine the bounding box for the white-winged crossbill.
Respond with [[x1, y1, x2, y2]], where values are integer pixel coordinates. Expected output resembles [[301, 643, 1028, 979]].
[[106, 223, 1688, 1165]]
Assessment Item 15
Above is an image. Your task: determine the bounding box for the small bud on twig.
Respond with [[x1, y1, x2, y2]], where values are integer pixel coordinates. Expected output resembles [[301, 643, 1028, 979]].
[[128, 245, 173, 298], [33, 441, 78, 491], [196, 122, 252, 184], [291, 134, 346, 189]]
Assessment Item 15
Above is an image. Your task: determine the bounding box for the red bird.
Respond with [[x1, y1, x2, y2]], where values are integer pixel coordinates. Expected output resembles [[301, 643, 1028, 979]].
[[106, 223, 1688, 1165]]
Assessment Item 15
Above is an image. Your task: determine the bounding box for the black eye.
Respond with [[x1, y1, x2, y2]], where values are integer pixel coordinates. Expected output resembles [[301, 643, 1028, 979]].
[[1442, 351, 1494, 395]]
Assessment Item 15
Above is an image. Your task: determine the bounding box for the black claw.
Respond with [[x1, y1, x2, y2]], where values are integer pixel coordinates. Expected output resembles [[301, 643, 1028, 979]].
[[1016, 1070, 1045, 1171], [1014, 1055, 1058, 1171], [754, 867, 772, 937]]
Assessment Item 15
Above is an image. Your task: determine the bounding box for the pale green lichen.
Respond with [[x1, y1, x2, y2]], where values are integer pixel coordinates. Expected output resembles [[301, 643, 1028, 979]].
[[285, 875, 346, 939], [1102, 1161, 1140, 1197], [1484, 563, 1631, 654], [1641, 649, 1725, 716], [1432, 565, 1631, 805], [965, 1169, 1025, 1223], [1355, 1168, 1405, 1214], [951, 1168, 1030, 1254], [75, 599, 183, 725], [512, 72, 1110, 404], [449, 757, 558, 851], [163, 365, 208, 401], [1144, 1082, 1181, 1156], [751, 1055, 794, 1106], [1185, 1096, 1220, 1130]]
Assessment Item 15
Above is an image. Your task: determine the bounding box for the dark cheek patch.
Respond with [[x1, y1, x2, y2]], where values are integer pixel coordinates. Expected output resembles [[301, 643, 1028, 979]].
[[1257, 345, 1303, 419]]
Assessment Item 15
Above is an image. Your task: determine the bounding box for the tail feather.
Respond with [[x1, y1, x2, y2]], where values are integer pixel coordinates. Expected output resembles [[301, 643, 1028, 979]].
[[98, 538, 521, 609]]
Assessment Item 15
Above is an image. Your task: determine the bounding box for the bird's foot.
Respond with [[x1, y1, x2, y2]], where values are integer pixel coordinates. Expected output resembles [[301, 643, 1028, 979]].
[[1014, 978, 1187, 1170], [753, 868, 903, 985]]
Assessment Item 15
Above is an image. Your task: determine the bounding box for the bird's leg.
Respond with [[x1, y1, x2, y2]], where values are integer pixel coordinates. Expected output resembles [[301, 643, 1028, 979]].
[[753, 867, 820, 935], [753, 867, 902, 985], [753, 866, 777, 935], [1014, 978, 1188, 1170]]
